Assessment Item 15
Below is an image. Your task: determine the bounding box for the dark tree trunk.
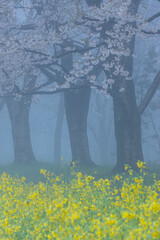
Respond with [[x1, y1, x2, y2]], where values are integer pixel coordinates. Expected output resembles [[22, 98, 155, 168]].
[[53, 93, 64, 164], [6, 97, 36, 164], [6, 74, 36, 164], [64, 88, 95, 166], [62, 43, 95, 167], [85, 0, 143, 172], [111, 0, 143, 173], [112, 80, 143, 173]]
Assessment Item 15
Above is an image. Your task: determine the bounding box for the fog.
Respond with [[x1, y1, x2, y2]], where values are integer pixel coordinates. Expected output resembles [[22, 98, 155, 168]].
[[0, 0, 160, 172]]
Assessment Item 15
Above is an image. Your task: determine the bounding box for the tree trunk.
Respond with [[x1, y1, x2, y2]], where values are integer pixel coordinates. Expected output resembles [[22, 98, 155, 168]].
[[85, 0, 143, 171], [112, 0, 143, 172], [6, 74, 36, 164], [64, 88, 95, 166], [62, 43, 95, 167], [0, 99, 5, 112], [112, 80, 143, 173], [53, 93, 64, 164], [100, 114, 113, 165], [6, 97, 36, 164]]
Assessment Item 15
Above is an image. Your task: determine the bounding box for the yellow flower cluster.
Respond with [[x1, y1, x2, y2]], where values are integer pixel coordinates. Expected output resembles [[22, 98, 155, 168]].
[[0, 163, 159, 240]]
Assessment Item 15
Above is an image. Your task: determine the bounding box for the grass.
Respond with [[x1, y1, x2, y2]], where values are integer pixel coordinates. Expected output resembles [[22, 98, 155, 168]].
[[0, 161, 114, 184], [0, 161, 159, 239], [0, 160, 159, 184]]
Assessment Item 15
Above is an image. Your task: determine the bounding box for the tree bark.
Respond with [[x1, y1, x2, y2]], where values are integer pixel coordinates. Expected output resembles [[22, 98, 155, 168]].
[[62, 43, 95, 167], [85, 0, 143, 172], [53, 93, 64, 164], [112, 80, 143, 172], [64, 88, 94, 166], [6, 75, 36, 164], [6, 98, 36, 164], [112, 0, 143, 173]]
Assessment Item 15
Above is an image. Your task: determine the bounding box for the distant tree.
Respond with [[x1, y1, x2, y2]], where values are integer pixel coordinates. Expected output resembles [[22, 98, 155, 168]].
[[53, 93, 64, 164], [0, 100, 5, 112], [88, 92, 115, 165], [134, 45, 160, 158]]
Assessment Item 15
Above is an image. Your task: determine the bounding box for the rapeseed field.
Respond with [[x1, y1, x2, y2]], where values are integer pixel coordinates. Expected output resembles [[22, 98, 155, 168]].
[[0, 161, 159, 240]]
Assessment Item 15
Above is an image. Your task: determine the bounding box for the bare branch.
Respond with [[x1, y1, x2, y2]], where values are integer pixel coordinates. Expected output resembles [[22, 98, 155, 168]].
[[138, 70, 160, 115], [0, 83, 106, 98], [20, 24, 36, 30], [142, 29, 160, 35], [146, 11, 160, 23]]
